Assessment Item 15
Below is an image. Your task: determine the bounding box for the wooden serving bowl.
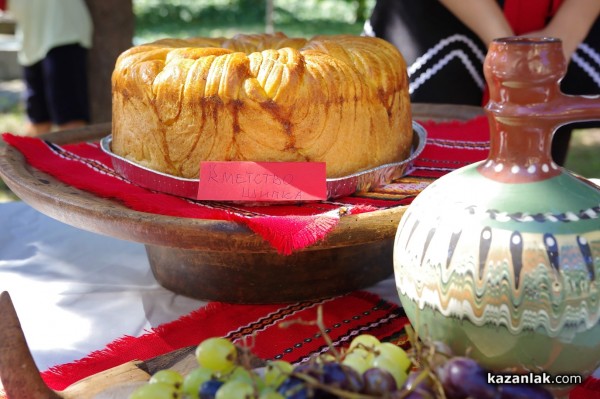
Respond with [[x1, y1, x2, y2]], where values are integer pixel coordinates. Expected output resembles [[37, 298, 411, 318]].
[[0, 104, 483, 304]]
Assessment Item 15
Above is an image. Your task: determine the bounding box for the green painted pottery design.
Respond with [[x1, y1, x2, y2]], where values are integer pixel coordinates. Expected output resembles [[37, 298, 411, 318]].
[[394, 37, 600, 381], [393, 162, 600, 375]]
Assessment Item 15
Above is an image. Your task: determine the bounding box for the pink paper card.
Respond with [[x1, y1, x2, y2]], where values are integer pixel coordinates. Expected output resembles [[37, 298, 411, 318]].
[[197, 161, 327, 202]]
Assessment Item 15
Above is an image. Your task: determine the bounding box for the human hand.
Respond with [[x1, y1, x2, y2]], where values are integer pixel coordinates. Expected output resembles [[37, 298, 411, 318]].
[[526, 0, 600, 63], [438, 0, 514, 47], [521, 28, 575, 62]]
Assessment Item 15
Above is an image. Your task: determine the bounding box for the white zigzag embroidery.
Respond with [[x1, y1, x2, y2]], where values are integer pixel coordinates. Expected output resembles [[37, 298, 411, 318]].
[[408, 34, 486, 75], [578, 43, 600, 67], [362, 20, 375, 38], [409, 49, 485, 94], [408, 35, 486, 94], [572, 44, 600, 89]]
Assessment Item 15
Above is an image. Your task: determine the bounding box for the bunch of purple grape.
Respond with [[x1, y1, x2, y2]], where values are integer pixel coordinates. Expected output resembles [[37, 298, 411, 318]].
[[128, 334, 555, 399], [435, 357, 554, 399], [275, 358, 554, 399]]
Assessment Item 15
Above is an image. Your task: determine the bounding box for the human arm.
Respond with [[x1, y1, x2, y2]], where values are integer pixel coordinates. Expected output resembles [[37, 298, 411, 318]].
[[527, 0, 600, 61], [438, 0, 514, 46]]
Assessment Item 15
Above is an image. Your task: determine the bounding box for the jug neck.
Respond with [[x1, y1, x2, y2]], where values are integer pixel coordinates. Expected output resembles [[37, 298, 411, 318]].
[[478, 113, 561, 183], [478, 37, 600, 183]]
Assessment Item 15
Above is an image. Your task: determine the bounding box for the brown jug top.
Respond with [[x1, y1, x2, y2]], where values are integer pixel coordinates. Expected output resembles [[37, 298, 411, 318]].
[[480, 37, 600, 183]]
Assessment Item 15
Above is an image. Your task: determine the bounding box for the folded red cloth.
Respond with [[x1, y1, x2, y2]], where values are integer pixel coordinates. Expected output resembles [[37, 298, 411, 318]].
[[38, 289, 600, 399], [40, 291, 409, 391], [1, 116, 491, 255]]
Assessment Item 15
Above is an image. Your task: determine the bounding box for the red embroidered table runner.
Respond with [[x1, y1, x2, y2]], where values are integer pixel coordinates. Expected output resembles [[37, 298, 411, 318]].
[[38, 291, 600, 398], [40, 291, 408, 392]]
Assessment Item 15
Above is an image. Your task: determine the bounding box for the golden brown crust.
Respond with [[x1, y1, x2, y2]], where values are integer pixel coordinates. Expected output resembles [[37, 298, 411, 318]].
[[111, 32, 412, 178]]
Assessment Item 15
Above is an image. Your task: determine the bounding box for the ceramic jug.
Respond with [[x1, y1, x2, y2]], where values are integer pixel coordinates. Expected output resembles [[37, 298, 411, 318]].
[[393, 37, 600, 386]]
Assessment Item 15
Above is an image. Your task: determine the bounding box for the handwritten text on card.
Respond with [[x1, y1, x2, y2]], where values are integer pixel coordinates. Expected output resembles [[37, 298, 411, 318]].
[[197, 161, 327, 202]]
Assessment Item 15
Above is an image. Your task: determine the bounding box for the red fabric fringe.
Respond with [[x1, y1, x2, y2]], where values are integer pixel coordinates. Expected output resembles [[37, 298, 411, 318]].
[[40, 291, 409, 391]]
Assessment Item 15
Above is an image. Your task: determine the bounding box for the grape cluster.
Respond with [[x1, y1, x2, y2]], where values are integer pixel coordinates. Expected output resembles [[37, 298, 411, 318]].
[[436, 357, 554, 399], [128, 335, 554, 399], [275, 334, 411, 399]]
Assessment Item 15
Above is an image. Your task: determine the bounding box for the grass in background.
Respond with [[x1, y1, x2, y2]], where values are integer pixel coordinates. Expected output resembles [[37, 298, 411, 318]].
[[0, 89, 24, 202], [566, 129, 600, 179], [0, 101, 25, 134]]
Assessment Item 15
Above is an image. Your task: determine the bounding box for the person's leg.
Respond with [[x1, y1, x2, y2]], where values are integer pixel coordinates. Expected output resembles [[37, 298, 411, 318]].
[[42, 43, 91, 130], [57, 120, 87, 130], [24, 121, 52, 136], [22, 61, 52, 135]]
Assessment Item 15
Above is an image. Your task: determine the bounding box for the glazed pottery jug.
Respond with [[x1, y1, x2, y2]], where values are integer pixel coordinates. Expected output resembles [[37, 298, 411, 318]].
[[394, 37, 600, 386]]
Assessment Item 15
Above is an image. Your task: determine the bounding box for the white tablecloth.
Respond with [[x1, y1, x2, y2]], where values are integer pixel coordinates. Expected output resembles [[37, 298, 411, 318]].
[[0, 201, 400, 372]]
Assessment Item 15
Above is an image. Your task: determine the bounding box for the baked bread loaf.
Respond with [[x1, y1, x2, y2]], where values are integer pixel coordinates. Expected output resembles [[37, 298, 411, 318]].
[[111, 32, 412, 179]]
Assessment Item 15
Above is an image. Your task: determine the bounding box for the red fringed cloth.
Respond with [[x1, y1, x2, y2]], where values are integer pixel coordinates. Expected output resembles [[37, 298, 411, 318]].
[[40, 291, 408, 391], [1, 117, 490, 255], [38, 291, 600, 399]]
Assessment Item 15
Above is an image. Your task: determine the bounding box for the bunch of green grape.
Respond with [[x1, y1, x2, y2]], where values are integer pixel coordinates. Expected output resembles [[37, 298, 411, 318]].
[[128, 334, 412, 399], [128, 334, 554, 399]]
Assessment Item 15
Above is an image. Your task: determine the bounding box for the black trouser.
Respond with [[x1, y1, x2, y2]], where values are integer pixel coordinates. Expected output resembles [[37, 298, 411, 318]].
[[23, 43, 90, 126]]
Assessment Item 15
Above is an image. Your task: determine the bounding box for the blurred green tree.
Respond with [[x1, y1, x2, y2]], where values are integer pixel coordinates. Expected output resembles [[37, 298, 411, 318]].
[[321, 0, 368, 22]]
